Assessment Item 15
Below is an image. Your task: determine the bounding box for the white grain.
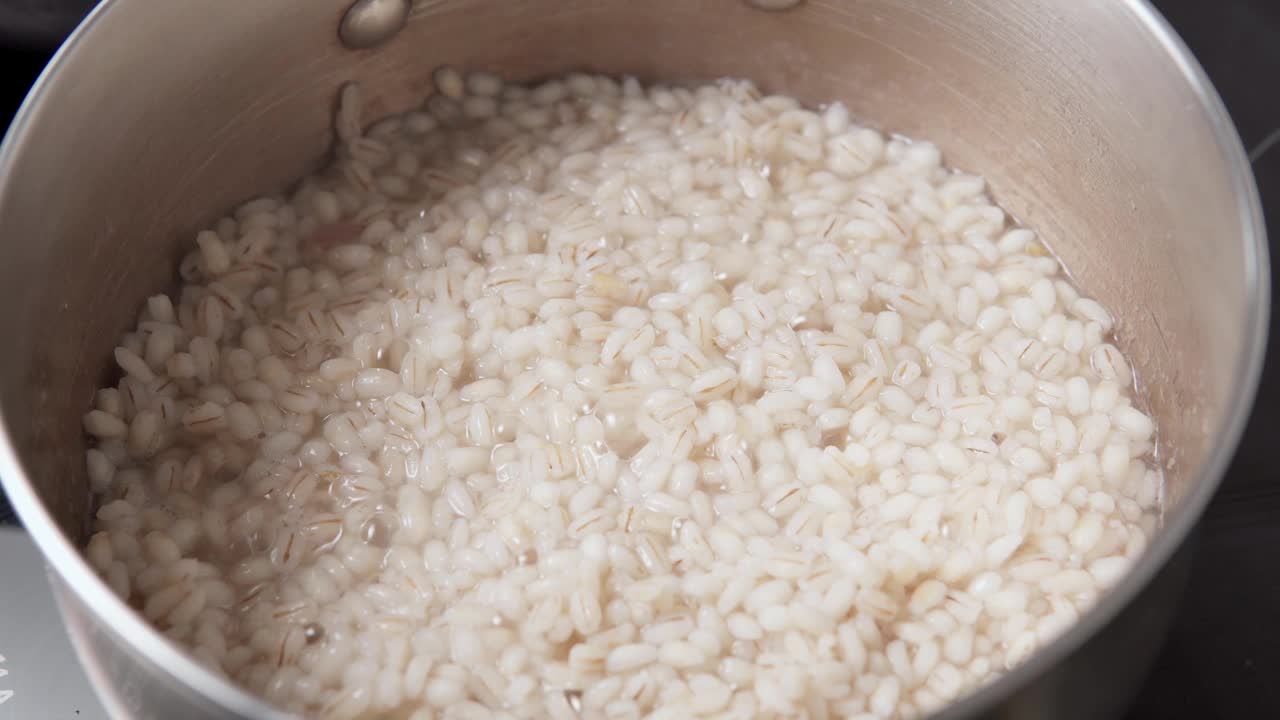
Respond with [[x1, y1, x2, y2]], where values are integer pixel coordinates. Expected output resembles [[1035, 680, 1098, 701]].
[[79, 74, 1159, 720]]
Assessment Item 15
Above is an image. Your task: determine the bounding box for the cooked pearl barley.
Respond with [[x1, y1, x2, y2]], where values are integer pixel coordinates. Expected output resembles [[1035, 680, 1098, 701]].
[[82, 73, 1160, 719]]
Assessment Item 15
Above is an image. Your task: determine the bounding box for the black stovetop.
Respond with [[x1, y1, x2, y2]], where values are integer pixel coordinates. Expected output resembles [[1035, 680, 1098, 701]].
[[1, 2, 1278, 718]]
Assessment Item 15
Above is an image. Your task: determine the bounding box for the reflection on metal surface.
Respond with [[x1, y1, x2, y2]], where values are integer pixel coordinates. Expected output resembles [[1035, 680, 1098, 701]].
[[339, 0, 410, 49], [1250, 127, 1280, 163]]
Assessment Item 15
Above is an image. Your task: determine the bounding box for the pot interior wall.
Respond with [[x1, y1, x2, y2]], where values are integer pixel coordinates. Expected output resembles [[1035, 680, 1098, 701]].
[[0, 0, 1246, 547]]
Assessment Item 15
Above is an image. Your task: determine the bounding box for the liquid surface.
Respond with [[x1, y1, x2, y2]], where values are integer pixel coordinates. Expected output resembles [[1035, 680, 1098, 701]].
[[81, 72, 1160, 719]]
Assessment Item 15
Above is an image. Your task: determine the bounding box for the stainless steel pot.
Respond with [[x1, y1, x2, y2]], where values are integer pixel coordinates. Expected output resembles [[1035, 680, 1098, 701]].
[[0, 0, 1267, 718]]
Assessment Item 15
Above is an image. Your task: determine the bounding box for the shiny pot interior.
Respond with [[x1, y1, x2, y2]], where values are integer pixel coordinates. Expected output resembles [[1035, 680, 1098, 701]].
[[0, 0, 1266, 717]]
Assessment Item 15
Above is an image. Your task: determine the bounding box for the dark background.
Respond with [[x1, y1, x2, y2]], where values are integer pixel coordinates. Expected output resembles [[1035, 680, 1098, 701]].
[[0, 1, 1277, 718]]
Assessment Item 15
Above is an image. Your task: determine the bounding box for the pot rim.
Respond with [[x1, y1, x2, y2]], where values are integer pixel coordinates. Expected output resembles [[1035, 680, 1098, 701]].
[[0, 1, 1267, 718], [936, 2, 1269, 713]]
